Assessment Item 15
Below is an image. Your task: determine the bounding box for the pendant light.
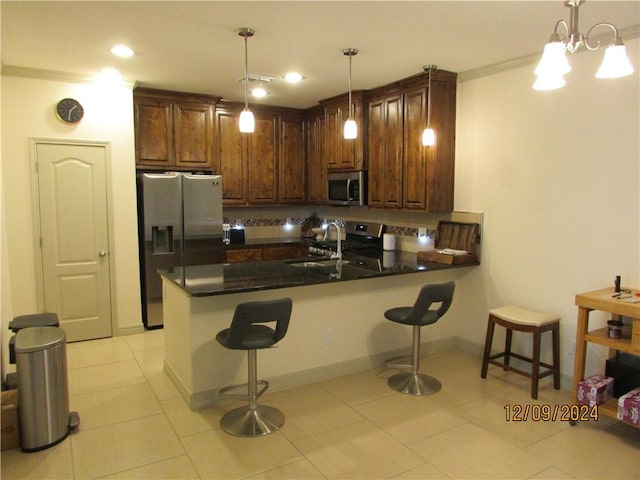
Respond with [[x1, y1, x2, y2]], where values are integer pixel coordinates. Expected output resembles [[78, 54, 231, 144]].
[[421, 65, 436, 147], [343, 48, 358, 140], [238, 27, 255, 133]]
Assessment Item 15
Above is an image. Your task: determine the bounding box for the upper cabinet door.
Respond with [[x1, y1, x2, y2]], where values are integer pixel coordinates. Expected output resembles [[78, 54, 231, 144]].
[[215, 108, 248, 205], [279, 115, 305, 204], [174, 103, 214, 169], [305, 109, 326, 204], [368, 90, 403, 208], [322, 92, 366, 171], [134, 96, 174, 168], [248, 115, 278, 204]]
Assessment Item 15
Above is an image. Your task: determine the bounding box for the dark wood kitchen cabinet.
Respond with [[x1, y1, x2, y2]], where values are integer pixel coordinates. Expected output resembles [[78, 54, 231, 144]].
[[279, 114, 305, 204], [403, 74, 456, 212], [225, 243, 307, 263], [214, 104, 304, 206], [305, 106, 327, 204], [214, 108, 248, 204], [367, 88, 403, 208], [321, 91, 366, 171], [367, 70, 456, 212], [214, 106, 279, 205], [134, 88, 219, 170]]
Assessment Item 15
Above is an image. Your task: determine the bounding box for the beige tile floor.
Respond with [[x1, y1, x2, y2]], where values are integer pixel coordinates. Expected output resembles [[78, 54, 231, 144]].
[[2, 329, 639, 479]]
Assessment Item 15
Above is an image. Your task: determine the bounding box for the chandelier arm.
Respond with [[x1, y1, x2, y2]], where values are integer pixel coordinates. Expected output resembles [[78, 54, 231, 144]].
[[553, 19, 569, 39], [584, 22, 619, 50]]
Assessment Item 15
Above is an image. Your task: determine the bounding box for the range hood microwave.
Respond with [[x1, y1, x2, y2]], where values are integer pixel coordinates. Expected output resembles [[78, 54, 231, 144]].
[[327, 171, 367, 206]]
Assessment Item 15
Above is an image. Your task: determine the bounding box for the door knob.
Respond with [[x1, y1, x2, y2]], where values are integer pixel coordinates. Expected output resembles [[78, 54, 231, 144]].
[[98, 250, 107, 257]]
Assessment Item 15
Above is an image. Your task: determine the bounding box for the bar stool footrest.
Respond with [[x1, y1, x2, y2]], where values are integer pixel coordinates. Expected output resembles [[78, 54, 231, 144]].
[[219, 380, 269, 401], [385, 355, 412, 370]]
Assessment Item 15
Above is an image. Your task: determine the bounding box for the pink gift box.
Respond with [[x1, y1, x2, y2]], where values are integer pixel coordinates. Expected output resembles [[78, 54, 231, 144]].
[[617, 387, 640, 426], [577, 375, 614, 406]]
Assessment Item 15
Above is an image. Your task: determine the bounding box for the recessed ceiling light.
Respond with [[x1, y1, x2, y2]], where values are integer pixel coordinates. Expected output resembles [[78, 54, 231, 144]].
[[283, 72, 303, 83], [251, 86, 268, 98], [110, 44, 134, 58]]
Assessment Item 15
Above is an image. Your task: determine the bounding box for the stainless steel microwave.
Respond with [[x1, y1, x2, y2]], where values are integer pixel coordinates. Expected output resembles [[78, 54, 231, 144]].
[[327, 171, 367, 206]]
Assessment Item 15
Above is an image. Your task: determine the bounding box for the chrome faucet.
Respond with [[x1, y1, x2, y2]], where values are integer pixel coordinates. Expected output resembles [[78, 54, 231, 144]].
[[324, 221, 343, 278], [324, 222, 343, 260]]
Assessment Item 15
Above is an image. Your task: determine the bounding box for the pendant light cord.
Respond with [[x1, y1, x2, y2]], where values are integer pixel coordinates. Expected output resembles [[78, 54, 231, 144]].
[[427, 65, 433, 128], [348, 52, 353, 118], [244, 35, 249, 109]]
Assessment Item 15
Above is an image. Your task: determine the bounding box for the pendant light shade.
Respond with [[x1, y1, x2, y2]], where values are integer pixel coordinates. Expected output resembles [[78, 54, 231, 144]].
[[596, 42, 634, 78], [343, 118, 357, 139], [238, 27, 255, 133], [421, 65, 437, 147], [239, 108, 255, 133], [343, 48, 358, 140], [534, 39, 571, 76]]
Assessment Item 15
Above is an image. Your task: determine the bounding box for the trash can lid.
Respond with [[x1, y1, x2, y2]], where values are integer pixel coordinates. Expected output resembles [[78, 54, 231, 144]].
[[9, 312, 59, 332], [14, 327, 65, 353]]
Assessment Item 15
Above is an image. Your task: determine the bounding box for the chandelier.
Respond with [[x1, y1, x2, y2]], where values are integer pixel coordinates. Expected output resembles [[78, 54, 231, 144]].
[[533, 0, 634, 91]]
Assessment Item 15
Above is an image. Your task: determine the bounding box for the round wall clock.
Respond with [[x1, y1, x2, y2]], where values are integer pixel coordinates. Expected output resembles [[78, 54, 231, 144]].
[[56, 98, 84, 123]]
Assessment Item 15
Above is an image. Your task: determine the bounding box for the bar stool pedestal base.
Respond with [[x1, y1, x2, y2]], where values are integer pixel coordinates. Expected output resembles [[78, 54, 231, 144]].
[[220, 405, 284, 437], [387, 372, 441, 396]]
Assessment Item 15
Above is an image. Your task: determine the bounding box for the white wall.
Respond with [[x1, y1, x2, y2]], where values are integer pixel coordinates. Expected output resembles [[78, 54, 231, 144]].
[[0, 75, 143, 371], [455, 38, 640, 378]]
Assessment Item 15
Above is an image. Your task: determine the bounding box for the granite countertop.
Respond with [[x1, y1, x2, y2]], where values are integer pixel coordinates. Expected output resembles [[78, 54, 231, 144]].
[[226, 237, 305, 248], [160, 251, 478, 297]]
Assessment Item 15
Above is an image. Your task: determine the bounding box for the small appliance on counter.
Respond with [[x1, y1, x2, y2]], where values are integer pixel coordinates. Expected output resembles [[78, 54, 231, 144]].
[[229, 228, 245, 245]]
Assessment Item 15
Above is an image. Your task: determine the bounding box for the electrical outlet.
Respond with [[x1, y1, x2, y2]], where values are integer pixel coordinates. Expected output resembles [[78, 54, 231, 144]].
[[418, 227, 427, 237], [323, 329, 332, 345], [568, 339, 576, 355]]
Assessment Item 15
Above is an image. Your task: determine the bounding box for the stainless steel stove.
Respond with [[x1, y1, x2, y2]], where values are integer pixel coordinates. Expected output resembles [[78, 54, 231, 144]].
[[309, 221, 385, 259]]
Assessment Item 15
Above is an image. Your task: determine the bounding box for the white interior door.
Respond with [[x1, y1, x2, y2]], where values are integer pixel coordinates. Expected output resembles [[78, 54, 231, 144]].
[[35, 140, 112, 342]]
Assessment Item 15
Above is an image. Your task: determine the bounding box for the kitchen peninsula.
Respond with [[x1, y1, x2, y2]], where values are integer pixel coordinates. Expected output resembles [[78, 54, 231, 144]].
[[160, 253, 478, 409]]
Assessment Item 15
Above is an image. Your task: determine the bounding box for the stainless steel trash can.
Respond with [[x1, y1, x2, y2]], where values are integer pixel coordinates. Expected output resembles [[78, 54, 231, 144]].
[[15, 326, 79, 452]]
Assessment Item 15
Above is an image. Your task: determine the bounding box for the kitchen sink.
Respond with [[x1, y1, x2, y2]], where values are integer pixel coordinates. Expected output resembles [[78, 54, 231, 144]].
[[286, 258, 351, 268]]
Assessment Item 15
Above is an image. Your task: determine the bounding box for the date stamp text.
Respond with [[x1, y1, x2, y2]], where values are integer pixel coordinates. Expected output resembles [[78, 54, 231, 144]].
[[504, 404, 598, 422]]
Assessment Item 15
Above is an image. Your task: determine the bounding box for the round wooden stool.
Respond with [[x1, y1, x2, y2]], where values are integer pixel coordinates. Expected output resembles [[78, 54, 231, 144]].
[[480, 305, 560, 399]]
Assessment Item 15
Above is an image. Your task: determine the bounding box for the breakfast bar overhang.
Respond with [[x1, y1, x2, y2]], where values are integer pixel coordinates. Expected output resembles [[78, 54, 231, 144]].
[[160, 256, 479, 409]]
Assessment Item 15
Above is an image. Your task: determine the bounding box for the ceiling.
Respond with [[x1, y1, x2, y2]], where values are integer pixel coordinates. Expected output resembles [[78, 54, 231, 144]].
[[2, 1, 639, 109]]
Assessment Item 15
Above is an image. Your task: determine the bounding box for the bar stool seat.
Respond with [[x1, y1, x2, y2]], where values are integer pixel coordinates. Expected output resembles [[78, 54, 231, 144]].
[[480, 305, 560, 399], [216, 297, 292, 437]]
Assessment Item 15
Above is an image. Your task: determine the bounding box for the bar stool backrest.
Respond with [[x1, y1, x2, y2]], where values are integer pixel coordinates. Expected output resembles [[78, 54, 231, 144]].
[[223, 297, 293, 349], [407, 281, 456, 326]]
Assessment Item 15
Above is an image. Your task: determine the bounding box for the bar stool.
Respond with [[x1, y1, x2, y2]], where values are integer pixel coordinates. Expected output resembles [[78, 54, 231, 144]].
[[385, 281, 456, 396], [480, 305, 560, 399], [216, 297, 292, 437]]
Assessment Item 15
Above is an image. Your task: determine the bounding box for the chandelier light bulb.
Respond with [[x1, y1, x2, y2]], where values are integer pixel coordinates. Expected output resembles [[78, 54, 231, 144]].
[[343, 118, 357, 139], [239, 108, 255, 133], [596, 44, 634, 79], [535, 41, 572, 76]]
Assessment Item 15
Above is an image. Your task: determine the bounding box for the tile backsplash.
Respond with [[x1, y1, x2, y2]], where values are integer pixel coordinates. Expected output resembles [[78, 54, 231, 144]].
[[224, 206, 482, 253]]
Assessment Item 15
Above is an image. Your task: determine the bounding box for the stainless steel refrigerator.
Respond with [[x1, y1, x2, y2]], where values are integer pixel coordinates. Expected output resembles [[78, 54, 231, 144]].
[[137, 172, 224, 328]]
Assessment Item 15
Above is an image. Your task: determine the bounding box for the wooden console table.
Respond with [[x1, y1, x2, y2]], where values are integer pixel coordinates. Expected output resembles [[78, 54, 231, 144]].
[[572, 287, 640, 424]]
